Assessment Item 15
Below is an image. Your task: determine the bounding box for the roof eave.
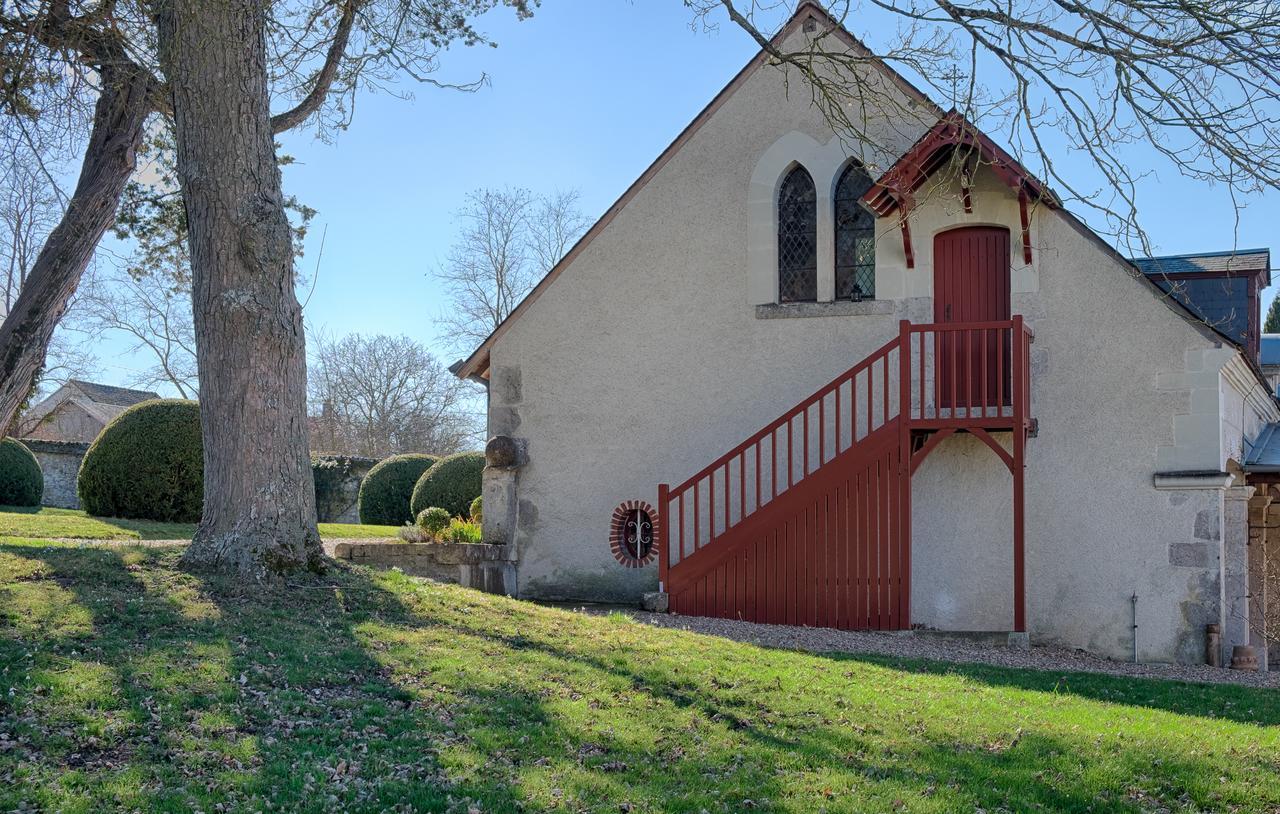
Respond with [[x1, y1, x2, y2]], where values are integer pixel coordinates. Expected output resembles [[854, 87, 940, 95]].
[[453, 1, 942, 381]]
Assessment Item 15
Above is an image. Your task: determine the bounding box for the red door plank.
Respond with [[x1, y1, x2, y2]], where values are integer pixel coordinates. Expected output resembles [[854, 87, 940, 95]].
[[935, 226, 1012, 408]]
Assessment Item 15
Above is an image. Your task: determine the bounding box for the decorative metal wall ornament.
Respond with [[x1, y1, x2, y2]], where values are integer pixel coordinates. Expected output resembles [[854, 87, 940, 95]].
[[835, 161, 876, 300], [609, 499, 658, 568], [777, 165, 818, 302]]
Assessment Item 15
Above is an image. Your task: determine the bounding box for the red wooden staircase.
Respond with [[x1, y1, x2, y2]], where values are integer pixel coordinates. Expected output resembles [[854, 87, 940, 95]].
[[656, 318, 1034, 632]]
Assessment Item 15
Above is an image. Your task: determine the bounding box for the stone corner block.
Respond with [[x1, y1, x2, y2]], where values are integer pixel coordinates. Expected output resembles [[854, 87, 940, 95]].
[[641, 592, 670, 613], [332, 542, 354, 560]]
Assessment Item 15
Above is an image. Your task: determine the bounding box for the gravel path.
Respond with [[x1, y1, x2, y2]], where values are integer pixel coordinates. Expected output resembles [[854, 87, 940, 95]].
[[598, 609, 1280, 689]]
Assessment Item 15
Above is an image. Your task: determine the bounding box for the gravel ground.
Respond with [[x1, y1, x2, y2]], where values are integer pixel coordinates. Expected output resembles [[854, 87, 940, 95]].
[[582, 608, 1280, 689]]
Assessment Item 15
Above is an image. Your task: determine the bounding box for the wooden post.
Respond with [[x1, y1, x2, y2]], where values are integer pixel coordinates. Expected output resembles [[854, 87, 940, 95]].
[[657, 482, 670, 593], [898, 319, 913, 628], [1011, 316, 1027, 633]]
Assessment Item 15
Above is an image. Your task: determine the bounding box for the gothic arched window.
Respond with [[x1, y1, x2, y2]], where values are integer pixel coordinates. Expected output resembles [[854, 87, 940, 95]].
[[835, 162, 876, 300], [777, 166, 817, 302]]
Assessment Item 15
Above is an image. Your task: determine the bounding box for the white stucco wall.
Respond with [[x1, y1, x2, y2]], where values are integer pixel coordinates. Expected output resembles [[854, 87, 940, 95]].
[[480, 24, 1277, 663]]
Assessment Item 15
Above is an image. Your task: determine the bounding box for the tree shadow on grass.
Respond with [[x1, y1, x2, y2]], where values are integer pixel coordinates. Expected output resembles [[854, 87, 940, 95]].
[[1, 542, 1278, 813], [811, 650, 1280, 726], [351, 599, 1280, 812]]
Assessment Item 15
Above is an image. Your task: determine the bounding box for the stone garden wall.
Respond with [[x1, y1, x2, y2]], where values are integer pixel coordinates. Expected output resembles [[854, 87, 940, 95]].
[[21, 439, 88, 509], [331, 541, 515, 595], [313, 455, 377, 524]]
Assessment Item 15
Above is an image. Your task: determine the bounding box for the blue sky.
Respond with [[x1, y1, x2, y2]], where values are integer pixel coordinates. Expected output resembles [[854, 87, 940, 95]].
[[86, 0, 1280, 390]]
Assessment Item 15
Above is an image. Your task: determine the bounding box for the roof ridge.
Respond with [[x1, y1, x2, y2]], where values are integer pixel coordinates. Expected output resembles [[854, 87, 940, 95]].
[[452, 0, 941, 381], [1132, 248, 1270, 261]]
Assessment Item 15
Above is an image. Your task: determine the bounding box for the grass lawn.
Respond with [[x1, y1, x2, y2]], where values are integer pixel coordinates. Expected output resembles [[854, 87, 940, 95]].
[[0, 506, 400, 541], [0, 540, 1277, 813]]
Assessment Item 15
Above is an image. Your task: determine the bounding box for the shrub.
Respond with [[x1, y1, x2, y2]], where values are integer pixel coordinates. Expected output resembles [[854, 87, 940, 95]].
[[358, 453, 438, 526], [441, 518, 482, 545], [469, 495, 483, 523], [78, 399, 202, 522], [410, 451, 484, 518], [0, 437, 42, 507], [416, 506, 451, 538]]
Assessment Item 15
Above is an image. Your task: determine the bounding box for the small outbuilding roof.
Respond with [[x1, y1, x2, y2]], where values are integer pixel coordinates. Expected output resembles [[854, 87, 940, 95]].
[[1131, 249, 1270, 282], [1246, 422, 1280, 472], [1261, 334, 1280, 368], [65, 379, 160, 408]]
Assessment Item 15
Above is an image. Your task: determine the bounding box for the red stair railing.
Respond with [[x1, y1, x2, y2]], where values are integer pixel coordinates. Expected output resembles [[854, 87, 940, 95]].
[[657, 334, 901, 589], [656, 318, 1033, 597]]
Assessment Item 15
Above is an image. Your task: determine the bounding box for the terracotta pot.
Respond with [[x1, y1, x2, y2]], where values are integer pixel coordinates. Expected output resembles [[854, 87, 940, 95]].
[[1230, 645, 1259, 672]]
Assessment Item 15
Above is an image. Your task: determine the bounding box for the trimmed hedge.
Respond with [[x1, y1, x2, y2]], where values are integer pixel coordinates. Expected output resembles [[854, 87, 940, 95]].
[[358, 453, 438, 526], [77, 399, 203, 522], [410, 451, 484, 519], [469, 495, 483, 523], [0, 437, 42, 506]]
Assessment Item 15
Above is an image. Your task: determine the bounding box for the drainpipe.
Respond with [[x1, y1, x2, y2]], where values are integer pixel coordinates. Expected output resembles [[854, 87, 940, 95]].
[[1130, 592, 1139, 663]]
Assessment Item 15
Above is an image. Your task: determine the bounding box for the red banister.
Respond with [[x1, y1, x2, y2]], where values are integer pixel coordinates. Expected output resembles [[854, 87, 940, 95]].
[[656, 482, 669, 589], [667, 334, 900, 496], [661, 318, 1030, 570]]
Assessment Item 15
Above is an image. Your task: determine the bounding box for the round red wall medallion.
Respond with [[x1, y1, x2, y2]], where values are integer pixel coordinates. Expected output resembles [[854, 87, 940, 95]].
[[609, 500, 658, 568]]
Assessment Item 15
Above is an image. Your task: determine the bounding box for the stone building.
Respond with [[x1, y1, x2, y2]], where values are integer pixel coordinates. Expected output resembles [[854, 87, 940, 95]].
[[18, 380, 160, 444], [455, 2, 1280, 667]]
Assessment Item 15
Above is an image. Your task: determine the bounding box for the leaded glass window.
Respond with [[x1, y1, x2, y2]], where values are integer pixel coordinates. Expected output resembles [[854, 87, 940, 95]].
[[777, 166, 817, 302], [835, 162, 876, 300]]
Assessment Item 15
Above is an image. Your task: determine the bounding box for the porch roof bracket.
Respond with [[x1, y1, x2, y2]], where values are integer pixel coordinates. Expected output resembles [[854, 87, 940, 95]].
[[897, 191, 916, 270], [1018, 188, 1033, 265], [961, 154, 974, 213]]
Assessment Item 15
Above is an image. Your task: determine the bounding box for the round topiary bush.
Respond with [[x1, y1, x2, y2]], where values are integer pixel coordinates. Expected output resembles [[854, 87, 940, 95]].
[[469, 495, 483, 523], [416, 506, 451, 538], [410, 451, 484, 519], [77, 399, 203, 522], [358, 453, 438, 526], [0, 437, 42, 506]]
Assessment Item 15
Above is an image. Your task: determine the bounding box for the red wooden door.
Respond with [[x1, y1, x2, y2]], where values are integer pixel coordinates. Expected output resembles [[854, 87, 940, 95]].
[[934, 227, 1011, 409]]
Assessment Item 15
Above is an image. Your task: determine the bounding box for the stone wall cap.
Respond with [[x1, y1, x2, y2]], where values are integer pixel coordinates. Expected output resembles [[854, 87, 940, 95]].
[[1153, 471, 1233, 490], [18, 438, 91, 454], [336, 542, 514, 564]]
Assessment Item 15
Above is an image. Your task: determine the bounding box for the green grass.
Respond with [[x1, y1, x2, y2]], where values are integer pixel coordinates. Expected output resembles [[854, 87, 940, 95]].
[[0, 506, 400, 541], [0, 540, 1277, 813]]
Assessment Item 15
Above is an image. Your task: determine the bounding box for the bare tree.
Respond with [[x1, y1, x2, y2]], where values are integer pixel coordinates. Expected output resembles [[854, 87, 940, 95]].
[[76, 265, 198, 398], [310, 331, 476, 458], [2, 0, 534, 580], [0, 123, 98, 401], [437, 187, 590, 352], [688, 0, 1280, 254], [0, 144, 61, 317]]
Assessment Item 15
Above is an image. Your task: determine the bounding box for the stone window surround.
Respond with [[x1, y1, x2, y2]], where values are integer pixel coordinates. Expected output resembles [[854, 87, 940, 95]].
[[747, 131, 893, 310]]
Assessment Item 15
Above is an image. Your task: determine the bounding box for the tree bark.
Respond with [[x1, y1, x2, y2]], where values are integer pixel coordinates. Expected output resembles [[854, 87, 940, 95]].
[[0, 64, 153, 435], [157, 0, 323, 579]]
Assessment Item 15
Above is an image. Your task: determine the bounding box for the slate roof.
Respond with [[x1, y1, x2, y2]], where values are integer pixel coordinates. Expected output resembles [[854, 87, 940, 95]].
[[1262, 334, 1280, 368], [1131, 249, 1270, 278], [1133, 249, 1271, 353], [67, 379, 159, 407], [1246, 423, 1280, 472]]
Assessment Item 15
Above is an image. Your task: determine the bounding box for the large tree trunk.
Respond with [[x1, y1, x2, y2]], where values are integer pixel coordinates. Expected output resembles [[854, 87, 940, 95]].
[[0, 64, 152, 435], [157, 0, 323, 579]]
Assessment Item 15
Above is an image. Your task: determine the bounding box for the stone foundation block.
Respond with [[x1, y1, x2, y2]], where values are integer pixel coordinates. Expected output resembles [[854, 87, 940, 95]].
[[641, 592, 669, 613]]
